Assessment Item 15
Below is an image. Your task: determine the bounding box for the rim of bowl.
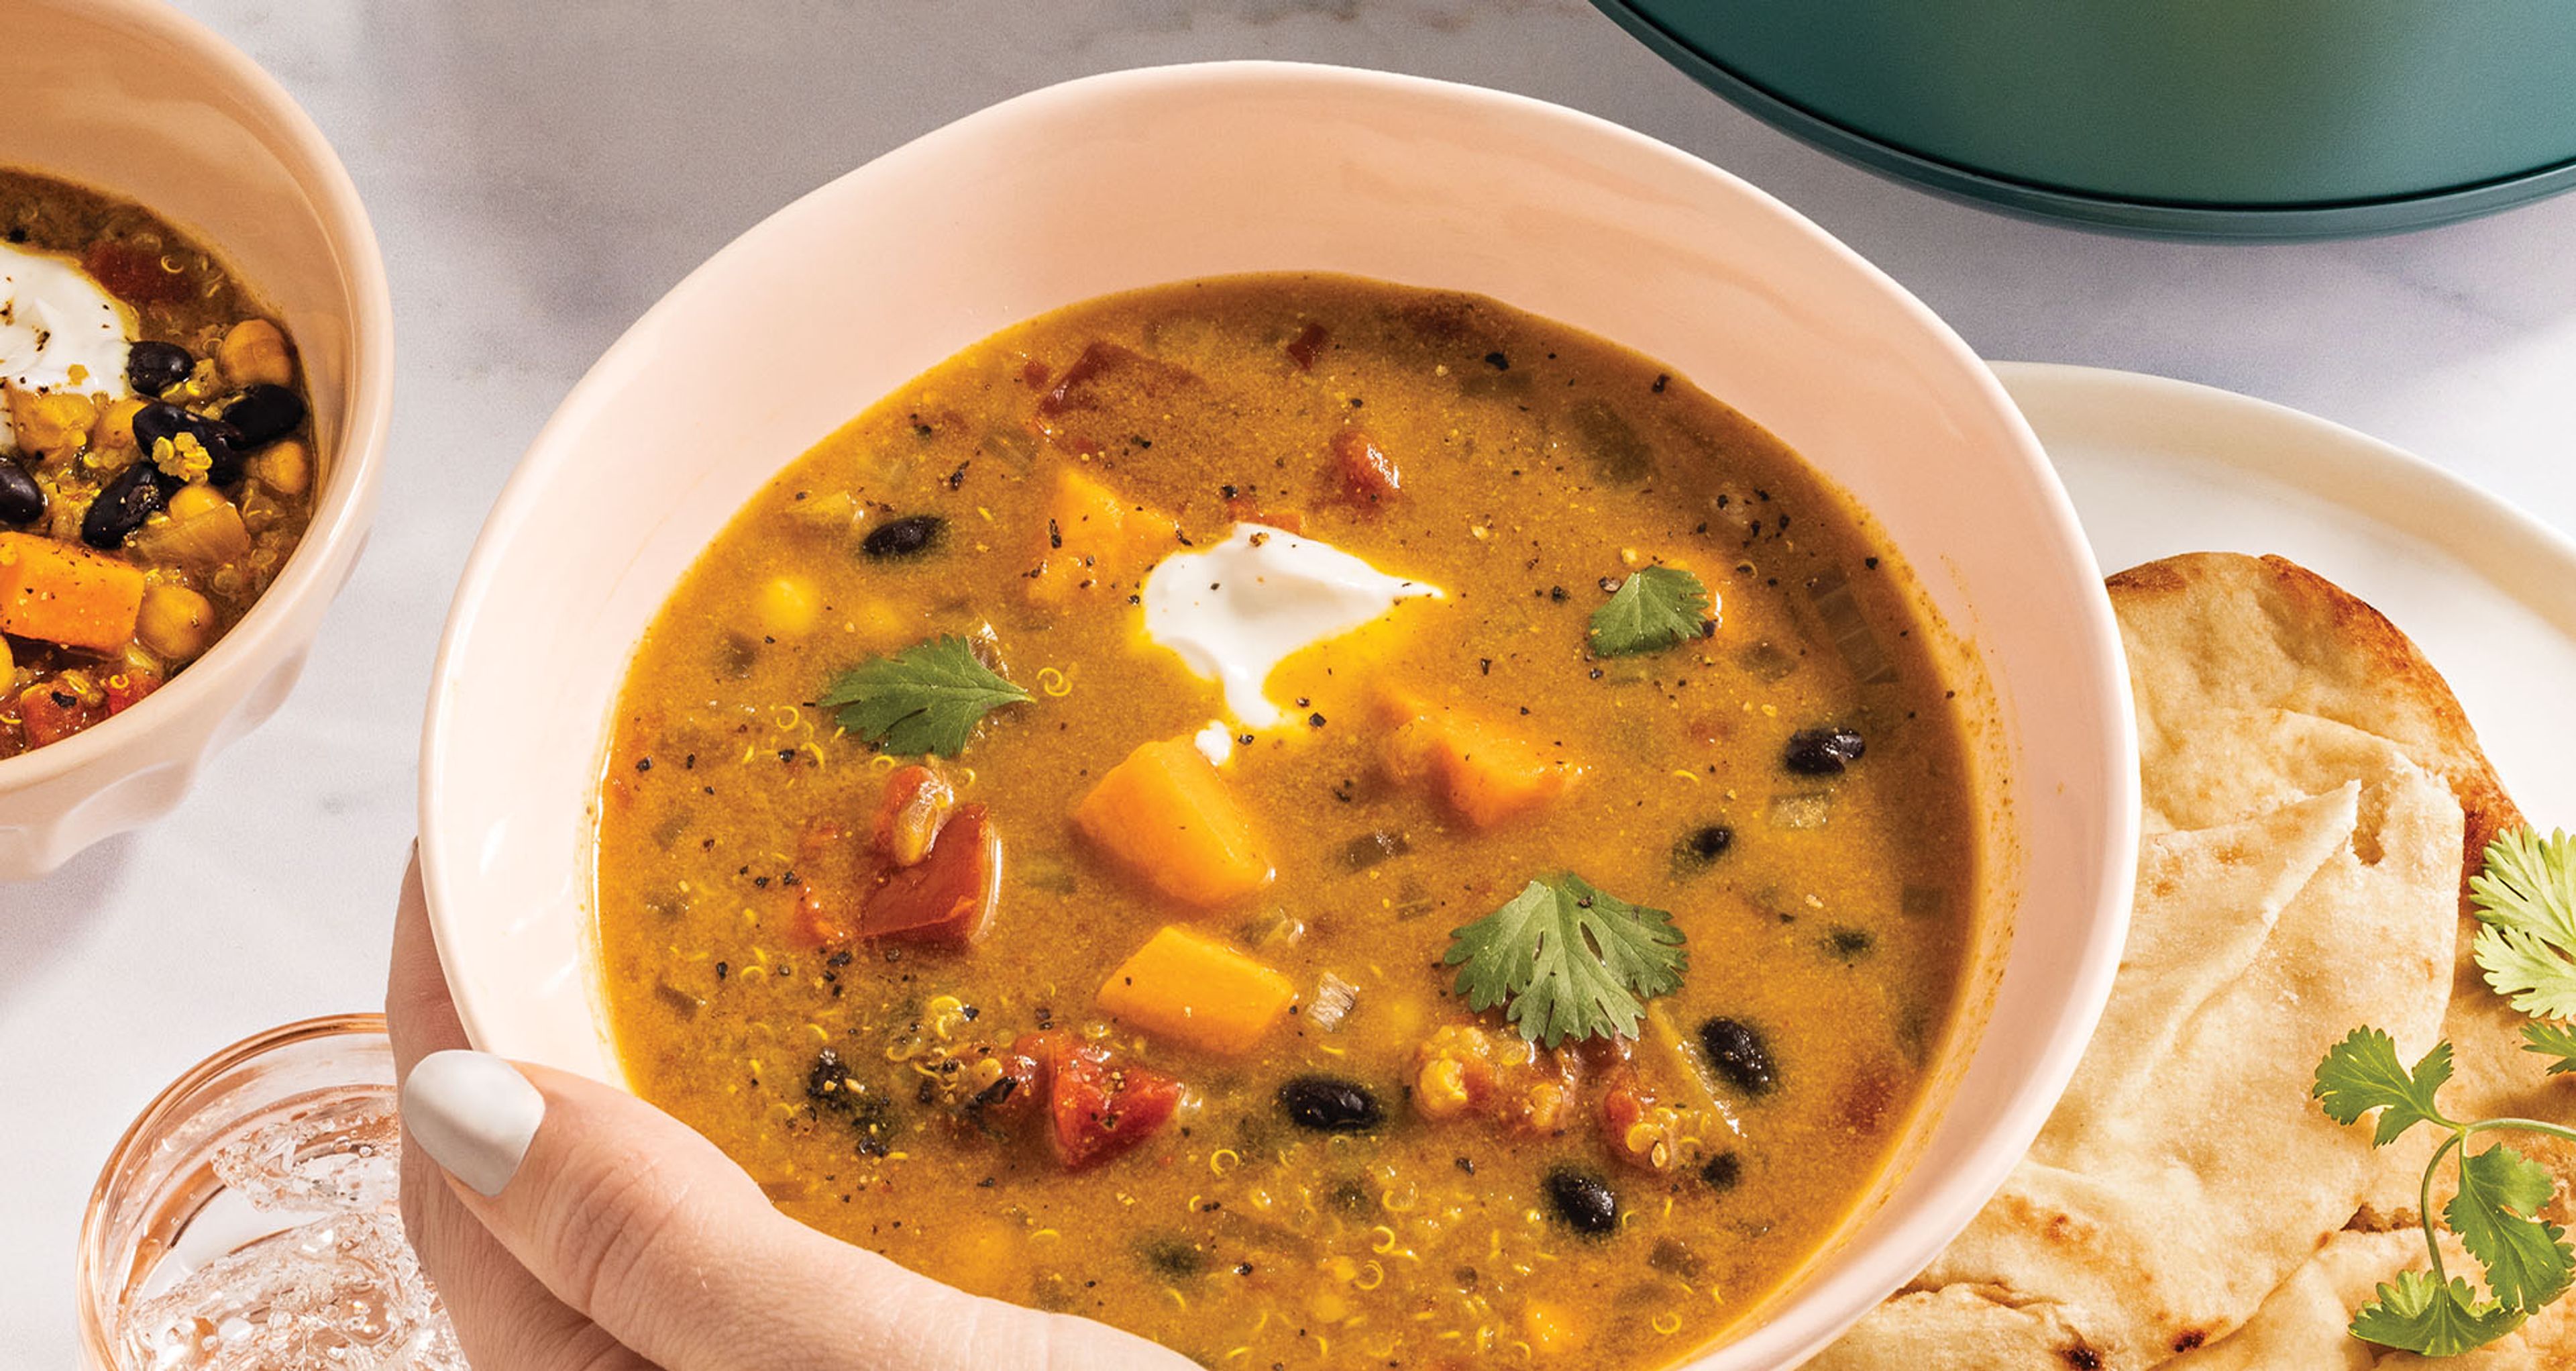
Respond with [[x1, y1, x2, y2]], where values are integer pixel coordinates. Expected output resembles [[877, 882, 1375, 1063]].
[[420, 59, 2137, 1364], [72, 1011, 390, 1368], [0, 0, 395, 791]]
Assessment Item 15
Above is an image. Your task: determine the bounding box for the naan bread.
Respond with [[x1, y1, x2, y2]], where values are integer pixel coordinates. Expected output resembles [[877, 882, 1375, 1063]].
[[2107, 554, 2576, 1369], [2109, 553, 2516, 876], [1816, 766, 2459, 1370], [1814, 554, 2471, 1370], [2110, 553, 2547, 1160]]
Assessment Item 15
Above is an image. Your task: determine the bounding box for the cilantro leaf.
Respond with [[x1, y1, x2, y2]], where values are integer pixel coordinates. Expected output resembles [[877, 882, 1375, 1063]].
[[2314, 1027, 2456, 1146], [1444, 874, 1686, 1047], [1589, 566, 1711, 658], [2524, 1021, 2576, 1076], [818, 636, 1031, 757], [2472, 829, 2576, 1019], [2351, 1270, 2524, 1356], [2449, 1143, 2575, 1313]]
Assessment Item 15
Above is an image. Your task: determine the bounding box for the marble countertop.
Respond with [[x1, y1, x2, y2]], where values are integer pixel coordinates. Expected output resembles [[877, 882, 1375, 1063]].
[[11, 1, 2575, 1361]]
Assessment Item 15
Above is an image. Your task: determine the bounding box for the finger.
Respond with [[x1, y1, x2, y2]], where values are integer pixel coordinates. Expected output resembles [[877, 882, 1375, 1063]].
[[386, 848, 466, 1072], [401, 1052, 1190, 1371], [386, 851, 652, 1371]]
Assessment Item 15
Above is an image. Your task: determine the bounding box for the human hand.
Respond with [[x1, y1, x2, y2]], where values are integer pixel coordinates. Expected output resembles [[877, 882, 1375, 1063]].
[[384, 851, 1193, 1371]]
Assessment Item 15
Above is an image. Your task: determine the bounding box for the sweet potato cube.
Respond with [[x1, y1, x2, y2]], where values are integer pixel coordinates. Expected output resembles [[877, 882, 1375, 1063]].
[[1097, 925, 1297, 1055], [1027, 469, 1177, 605], [1379, 689, 1576, 828], [1073, 738, 1273, 907], [0, 532, 146, 651]]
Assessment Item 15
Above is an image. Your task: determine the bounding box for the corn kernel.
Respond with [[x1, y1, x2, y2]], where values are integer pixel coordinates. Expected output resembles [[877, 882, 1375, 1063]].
[[7, 389, 97, 454], [1523, 1299, 1582, 1354], [135, 583, 216, 662], [755, 576, 822, 638], [97, 398, 146, 451], [216, 319, 294, 388]]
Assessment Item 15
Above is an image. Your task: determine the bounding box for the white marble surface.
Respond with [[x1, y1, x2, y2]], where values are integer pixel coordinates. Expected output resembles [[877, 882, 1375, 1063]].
[[9, 1, 2576, 1362]]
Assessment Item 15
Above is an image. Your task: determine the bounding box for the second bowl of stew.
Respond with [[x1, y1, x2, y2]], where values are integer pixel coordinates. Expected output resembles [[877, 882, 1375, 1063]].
[[423, 62, 2138, 1370], [0, 0, 392, 877]]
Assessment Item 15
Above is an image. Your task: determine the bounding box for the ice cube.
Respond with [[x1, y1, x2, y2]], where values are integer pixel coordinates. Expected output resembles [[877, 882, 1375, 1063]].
[[122, 1212, 463, 1371], [210, 1088, 402, 1215]]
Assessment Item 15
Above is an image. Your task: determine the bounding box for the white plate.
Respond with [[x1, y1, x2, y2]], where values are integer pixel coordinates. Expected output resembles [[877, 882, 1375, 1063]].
[[2000, 361, 2576, 826]]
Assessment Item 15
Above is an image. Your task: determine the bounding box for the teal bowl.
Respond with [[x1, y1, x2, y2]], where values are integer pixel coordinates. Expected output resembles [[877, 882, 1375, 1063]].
[[1595, 0, 2576, 239]]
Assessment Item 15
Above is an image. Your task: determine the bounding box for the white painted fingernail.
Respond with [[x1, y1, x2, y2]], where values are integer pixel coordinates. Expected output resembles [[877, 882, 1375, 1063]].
[[402, 1050, 545, 1197]]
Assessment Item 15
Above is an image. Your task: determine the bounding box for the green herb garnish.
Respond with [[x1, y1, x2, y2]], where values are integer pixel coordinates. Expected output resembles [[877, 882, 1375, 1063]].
[[1444, 874, 1686, 1047], [818, 635, 1031, 757], [1588, 566, 1711, 658], [2473, 829, 2576, 1019], [2316, 827, 2576, 1356]]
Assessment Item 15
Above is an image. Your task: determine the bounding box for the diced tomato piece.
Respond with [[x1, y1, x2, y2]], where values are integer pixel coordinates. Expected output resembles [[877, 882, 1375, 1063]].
[[1036, 342, 1155, 415], [103, 668, 162, 716], [83, 242, 189, 305], [1013, 1031, 1182, 1170], [1033, 342, 1199, 454], [869, 764, 955, 867], [863, 803, 1000, 947], [1332, 429, 1401, 507], [1284, 321, 1328, 372], [18, 679, 106, 747]]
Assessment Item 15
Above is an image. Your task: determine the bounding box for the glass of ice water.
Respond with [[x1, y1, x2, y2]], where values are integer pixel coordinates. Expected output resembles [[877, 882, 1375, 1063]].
[[76, 1015, 463, 1370]]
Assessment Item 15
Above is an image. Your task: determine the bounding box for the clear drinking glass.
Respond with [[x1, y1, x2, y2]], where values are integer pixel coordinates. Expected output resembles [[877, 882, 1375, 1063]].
[[76, 1014, 462, 1370]]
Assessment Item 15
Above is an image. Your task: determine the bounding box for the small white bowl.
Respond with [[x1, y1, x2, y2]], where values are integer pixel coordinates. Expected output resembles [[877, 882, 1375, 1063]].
[[423, 62, 2137, 1368], [0, 0, 393, 879]]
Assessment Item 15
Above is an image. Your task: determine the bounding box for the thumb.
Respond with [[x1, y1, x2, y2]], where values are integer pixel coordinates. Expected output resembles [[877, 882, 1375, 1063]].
[[400, 1050, 1187, 1371]]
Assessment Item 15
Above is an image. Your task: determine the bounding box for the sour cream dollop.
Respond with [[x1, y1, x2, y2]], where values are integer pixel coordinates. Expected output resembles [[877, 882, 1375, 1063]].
[[1, 241, 134, 400], [1142, 524, 1443, 729]]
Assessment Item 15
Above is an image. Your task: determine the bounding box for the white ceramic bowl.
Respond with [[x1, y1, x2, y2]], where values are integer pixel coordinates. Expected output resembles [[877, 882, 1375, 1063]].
[[0, 0, 392, 879], [423, 62, 2138, 1368]]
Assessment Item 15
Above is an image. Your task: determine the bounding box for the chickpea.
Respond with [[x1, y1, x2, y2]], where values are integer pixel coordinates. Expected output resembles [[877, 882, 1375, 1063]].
[[135, 583, 217, 662], [215, 319, 294, 388], [255, 439, 311, 497], [167, 483, 231, 522]]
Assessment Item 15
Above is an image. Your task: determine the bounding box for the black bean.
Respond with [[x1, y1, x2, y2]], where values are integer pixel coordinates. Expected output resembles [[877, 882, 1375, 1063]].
[[862, 514, 943, 560], [1680, 824, 1733, 864], [130, 402, 244, 486], [0, 456, 44, 525], [80, 460, 177, 548], [1822, 927, 1876, 962], [124, 340, 195, 397], [220, 383, 305, 448], [1699, 1018, 1777, 1097], [1783, 726, 1866, 775], [1700, 1150, 1742, 1191], [1278, 1075, 1382, 1133], [1544, 1166, 1619, 1235]]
